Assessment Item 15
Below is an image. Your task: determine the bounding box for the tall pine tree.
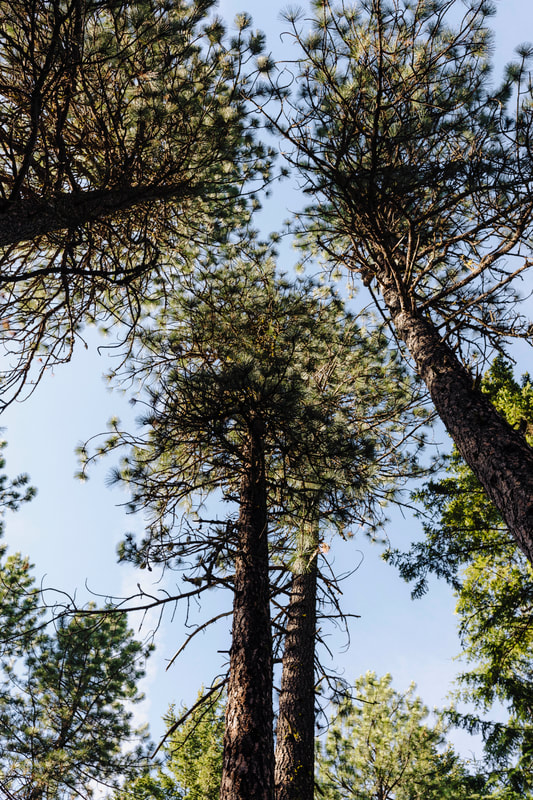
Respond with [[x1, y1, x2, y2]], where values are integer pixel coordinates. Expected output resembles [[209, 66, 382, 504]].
[[272, 338, 425, 800], [264, 0, 533, 562], [83, 246, 426, 800], [388, 358, 533, 796]]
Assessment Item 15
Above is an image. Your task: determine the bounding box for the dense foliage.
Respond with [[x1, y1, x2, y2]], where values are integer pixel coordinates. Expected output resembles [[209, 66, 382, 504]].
[[116, 691, 225, 800], [0, 0, 271, 404], [0, 609, 149, 800], [316, 673, 484, 800], [388, 358, 533, 796], [0, 445, 150, 800], [85, 250, 425, 569]]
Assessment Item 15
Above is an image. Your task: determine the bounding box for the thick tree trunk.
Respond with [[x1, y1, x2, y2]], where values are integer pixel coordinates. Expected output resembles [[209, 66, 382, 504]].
[[275, 547, 317, 800], [380, 280, 533, 564], [0, 182, 195, 248], [220, 421, 274, 800]]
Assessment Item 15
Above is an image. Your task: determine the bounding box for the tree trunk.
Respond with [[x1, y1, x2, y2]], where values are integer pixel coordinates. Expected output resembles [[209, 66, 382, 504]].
[[380, 280, 533, 564], [0, 182, 196, 249], [220, 421, 274, 800], [275, 541, 317, 800]]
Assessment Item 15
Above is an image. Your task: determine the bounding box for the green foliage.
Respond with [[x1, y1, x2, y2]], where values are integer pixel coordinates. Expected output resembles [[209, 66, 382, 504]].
[[0, 531, 150, 799], [88, 248, 426, 567], [0, 440, 37, 659], [1, 613, 149, 800], [274, 0, 533, 352], [0, 443, 150, 798], [0, 0, 270, 226], [0, 441, 35, 519], [316, 672, 483, 800], [0, 0, 272, 404], [162, 697, 224, 800], [387, 358, 533, 795], [116, 690, 225, 800]]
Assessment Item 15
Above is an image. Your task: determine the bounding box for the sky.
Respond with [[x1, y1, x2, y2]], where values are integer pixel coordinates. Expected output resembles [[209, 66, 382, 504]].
[[1, 0, 532, 771]]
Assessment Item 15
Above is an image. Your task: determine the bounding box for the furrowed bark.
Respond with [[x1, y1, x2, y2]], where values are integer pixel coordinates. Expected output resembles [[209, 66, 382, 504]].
[[275, 549, 317, 800], [380, 280, 533, 564], [220, 421, 274, 800]]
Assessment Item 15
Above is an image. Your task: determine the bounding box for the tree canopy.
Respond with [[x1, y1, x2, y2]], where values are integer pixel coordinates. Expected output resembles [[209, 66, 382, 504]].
[[0, 0, 271, 404], [263, 0, 533, 562], [316, 672, 483, 800]]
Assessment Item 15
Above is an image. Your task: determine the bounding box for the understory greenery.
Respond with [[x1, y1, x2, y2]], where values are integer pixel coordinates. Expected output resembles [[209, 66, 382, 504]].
[[116, 675, 489, 800], [316, 673, 485, 800], [115, 690, 225, 800]]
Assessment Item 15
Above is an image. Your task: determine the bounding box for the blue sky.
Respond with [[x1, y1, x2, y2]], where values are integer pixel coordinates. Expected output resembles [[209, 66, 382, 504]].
[[1, 0, 532, 766]]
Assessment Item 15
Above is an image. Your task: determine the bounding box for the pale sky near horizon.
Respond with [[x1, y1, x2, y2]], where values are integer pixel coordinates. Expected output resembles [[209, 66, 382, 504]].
[[1, 0, 532, 768]]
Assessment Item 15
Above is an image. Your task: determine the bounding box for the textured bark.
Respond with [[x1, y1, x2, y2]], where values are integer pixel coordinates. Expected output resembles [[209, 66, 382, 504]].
[[380, 280, 533, 565], [275, 553, 317, 800], [220, 422, 274, 800], [0, 181, 195, 248]]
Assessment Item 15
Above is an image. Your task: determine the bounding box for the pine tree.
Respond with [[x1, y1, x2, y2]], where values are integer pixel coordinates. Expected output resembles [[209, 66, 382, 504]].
[[0, 0, 271, 404], [264, 0, 533, 563], [0, 441, 37, 662], [115, 690, 225, 800], [316, 672, 483, 800], [84, 247, 426, 800], [0, 444, 149, 799], [0, 610, 150, 800], [162, 695, 225, 800], [272, 345, 425, 800], [274, 514, 319, 800], [0, 593, 151, 800]]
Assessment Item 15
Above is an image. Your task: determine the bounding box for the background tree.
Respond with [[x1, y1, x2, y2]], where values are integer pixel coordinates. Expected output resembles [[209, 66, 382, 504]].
[[316, 672, 484, 800], [0, 442, 149, 798], [0, 550, 150, 799], [388, 358, 533, 797], [115, 690, 225, 800], [0, 0, 271, 404], [263, 0, 533, 561], [0, 441, 37, 661]]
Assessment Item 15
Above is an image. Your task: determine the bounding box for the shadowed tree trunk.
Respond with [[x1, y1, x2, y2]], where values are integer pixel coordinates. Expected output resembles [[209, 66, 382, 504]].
[[275, 540, 318, 800], [0, 183, 197, 250], [380, 278, 533, 566], [220, 419, 274, 800]]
